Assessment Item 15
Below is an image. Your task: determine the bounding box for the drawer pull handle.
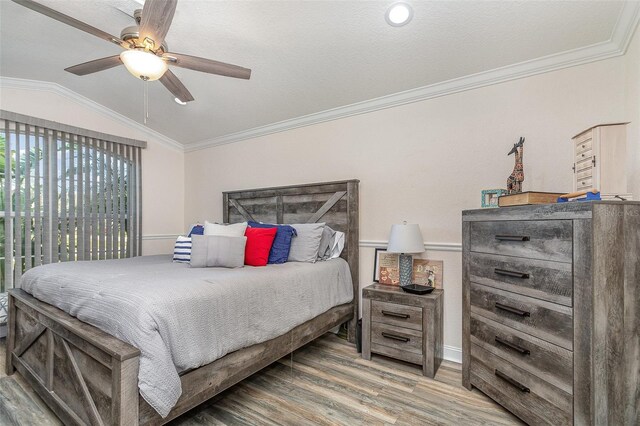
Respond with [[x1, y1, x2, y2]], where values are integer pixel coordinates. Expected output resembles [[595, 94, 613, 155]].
[[495, 235, 530, 242], [381, 310, 410, 319], [495, 336, 531, 355], [495, 369, 530, 393], [381, 332, 410, 343], [494, 268, 530, 279], [495, 302, 530, 317]]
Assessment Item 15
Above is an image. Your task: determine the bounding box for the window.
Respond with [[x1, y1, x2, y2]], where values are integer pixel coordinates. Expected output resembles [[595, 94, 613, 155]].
[[0, 111, 144, 292]]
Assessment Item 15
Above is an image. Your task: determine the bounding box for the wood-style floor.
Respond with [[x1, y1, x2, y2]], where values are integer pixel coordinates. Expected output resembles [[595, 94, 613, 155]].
[[0, 334, 523, 425]]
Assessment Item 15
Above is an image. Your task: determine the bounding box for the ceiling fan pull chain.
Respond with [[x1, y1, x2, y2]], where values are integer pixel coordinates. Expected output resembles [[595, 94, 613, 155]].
[[143, 80, 149, 125]]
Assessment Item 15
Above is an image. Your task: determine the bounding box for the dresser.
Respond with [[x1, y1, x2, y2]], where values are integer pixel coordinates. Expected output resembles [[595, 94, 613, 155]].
[[572, 123, 630, 200], [362, 284, 443, 377], [462, 202, 639, 426]]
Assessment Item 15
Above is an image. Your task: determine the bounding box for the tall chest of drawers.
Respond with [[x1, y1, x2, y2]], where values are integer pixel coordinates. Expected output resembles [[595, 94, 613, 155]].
[[462, 202, 640, 426], [572, 123, 630, 200]]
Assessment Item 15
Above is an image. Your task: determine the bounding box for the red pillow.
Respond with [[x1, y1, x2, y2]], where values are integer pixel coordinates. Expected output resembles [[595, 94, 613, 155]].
[[244, 227, 277, 266]]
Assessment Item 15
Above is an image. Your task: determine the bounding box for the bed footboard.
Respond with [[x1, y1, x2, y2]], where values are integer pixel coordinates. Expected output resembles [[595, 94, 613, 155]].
[[6, 289, 141, 426]]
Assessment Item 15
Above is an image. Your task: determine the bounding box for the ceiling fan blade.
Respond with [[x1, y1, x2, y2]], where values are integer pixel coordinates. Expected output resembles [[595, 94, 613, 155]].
[[139, 0, 177, 50], [164, 53, 251, 80], [160, 70, 194, 103], [65, 56, 122, 76], [11, 0, 128, 48]]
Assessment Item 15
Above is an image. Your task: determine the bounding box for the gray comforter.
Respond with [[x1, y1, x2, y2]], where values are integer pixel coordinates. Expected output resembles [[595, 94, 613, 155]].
[[20, 255, 353, 417]]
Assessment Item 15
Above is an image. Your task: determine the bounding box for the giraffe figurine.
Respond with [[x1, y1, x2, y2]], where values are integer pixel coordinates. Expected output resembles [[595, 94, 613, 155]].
[[507, 137, 525, 194]]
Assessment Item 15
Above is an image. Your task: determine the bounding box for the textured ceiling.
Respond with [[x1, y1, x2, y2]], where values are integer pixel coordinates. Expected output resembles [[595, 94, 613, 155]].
[[0, 0, 626, 145]]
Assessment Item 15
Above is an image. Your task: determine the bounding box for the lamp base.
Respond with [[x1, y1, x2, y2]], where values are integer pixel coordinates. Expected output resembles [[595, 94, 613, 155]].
[[399, 254, 413, 287], [401, 284, 435, 295]]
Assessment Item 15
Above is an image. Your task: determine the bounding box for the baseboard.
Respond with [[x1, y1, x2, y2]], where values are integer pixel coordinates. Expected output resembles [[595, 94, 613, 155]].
[[443, 345, 462, 364]]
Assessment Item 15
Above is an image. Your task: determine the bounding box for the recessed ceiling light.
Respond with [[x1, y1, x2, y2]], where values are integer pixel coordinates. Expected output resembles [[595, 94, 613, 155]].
[[174, 97, 187, 105], [386, 2, 413, 27]]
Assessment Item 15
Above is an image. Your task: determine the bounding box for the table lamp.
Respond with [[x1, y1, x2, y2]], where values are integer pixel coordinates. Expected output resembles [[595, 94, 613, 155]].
[[387, 222, 433, 294]]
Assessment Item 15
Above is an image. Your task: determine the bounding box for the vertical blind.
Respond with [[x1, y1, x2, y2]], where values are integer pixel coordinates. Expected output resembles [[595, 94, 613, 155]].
[[0, 110, 145, 292]]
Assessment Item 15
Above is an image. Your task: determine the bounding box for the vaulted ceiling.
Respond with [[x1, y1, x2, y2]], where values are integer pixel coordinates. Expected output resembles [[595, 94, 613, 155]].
[[0, 1, 636, 148]]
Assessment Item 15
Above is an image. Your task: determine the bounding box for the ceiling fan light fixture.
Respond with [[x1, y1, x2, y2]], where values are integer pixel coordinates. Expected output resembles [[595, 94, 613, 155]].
[[119, 49, 168, 81]]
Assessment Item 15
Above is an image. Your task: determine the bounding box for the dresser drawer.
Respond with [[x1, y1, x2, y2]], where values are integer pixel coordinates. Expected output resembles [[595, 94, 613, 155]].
[[577, 177, 593, 190], [575, 149, 593, 163], [575, 156, 593, 173], [468, 252, 572, 306], [470, 344, 572, 426], [575, 138, 592, 154], [470, 314, 573, 394], [371, 300, 422, 331], [470, 283, 573, 350], [469, 220, 573, 263], [371, 322, 422, 356], [576, 168, 592, 181]]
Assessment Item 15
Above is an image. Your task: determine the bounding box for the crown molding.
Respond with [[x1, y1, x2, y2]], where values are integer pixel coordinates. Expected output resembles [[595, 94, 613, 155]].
[[185, 2, 640, 153], [2, 2, 638, 155], [0, 77, 183, 151], [612, 1, 640, 52]]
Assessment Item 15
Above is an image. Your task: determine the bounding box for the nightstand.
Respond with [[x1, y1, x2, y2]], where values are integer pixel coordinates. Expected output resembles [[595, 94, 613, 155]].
[[362, 283, 443, 377]]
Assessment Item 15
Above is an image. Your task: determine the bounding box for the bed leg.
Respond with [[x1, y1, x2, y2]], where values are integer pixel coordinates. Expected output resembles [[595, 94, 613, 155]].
[[347, 318, 356, 344], [112, 356, 140, 426], [5, 292, 16, 375]]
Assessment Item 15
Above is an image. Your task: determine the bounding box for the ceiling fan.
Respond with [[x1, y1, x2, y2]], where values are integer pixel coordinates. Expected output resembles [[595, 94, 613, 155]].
[[11, 0, 252, 103]]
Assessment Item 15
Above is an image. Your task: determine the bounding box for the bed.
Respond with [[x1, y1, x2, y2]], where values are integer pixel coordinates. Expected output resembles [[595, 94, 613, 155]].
[[5, 179, 360, 425]]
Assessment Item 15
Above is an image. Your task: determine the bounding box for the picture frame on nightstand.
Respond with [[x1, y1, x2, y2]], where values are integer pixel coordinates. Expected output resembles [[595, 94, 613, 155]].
[[412, 259, 444, 288], [373, 248, 399, 285]]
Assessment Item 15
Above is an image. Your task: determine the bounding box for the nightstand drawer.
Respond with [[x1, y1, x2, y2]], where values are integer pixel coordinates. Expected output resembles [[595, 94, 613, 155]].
[[370, 342, 422, 365], [470, 283, 573, 350], [468, 252, 573, 306], [469, 220, 573, 263], [371, 300, 422, 331], [470, 344, 572, 426], [470, 314, 573, 394], [371, 322, 422, 355]]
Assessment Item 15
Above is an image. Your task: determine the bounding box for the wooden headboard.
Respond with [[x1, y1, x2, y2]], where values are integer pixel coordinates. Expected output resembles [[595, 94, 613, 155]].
[[223, 179, 359, 341]]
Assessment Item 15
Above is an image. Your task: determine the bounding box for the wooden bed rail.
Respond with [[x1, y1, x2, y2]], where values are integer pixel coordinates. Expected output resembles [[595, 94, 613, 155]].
[[7, 288, 354, 425], [6, 288, 141, 425], [139, 303, 353, 425]]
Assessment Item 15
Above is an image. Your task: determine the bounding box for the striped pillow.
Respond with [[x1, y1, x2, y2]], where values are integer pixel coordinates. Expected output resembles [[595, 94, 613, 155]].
[[173, 236, 192, 263]]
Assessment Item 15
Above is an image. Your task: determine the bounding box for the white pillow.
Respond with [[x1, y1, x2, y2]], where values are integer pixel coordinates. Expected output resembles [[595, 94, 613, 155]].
[[329, 231, 345, 259], [204, 221, 247, 237]]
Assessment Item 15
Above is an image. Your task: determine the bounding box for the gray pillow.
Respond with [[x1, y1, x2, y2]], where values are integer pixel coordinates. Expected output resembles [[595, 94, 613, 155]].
[[317, 226, 337, 261], [190, 235, 246, 268], [288, 223, 325, 263]]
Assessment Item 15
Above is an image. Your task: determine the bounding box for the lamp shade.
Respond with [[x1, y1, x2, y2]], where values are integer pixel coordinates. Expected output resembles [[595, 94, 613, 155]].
[[387, 223, 425, 254], [120, 49, 168, 81]]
